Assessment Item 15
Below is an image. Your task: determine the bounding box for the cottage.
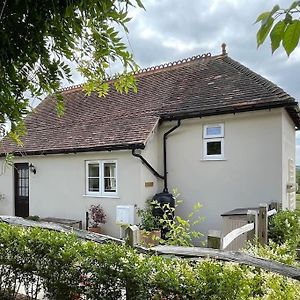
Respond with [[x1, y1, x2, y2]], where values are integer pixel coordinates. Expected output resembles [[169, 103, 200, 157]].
[[0, 47, 299, 238]]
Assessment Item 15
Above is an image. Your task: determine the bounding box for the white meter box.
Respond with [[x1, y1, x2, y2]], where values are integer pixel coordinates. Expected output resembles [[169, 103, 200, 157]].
[[116, 205, 135, 225]]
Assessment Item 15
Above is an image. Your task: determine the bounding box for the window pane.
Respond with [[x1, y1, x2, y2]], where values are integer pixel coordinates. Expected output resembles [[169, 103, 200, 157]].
[[104, 163, 115, 177], [88, 178, 99, 192], [207, 141, 221, 155], [104, 178, 116, 192], [206, 126, 221, 136], [88, 163, 99, 177]]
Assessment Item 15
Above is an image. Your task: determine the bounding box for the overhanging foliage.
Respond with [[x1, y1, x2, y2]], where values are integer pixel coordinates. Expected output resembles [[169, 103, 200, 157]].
[[256, 1, 300, 55], [0, 0, 143, 142]]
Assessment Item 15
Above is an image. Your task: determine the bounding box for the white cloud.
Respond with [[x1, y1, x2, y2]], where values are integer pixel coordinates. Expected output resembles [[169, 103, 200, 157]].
[[125, 0, 300, 163], [162, 38, 200, 52]]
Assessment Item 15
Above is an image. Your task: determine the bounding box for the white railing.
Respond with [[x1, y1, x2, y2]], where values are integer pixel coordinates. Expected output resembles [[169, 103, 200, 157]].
[[208, 203, 279, 250], [222, 223, 254, 250]]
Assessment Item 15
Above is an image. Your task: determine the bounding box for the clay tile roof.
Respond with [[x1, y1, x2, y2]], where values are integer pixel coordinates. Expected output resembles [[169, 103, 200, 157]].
[[1, 53, 299, 156]]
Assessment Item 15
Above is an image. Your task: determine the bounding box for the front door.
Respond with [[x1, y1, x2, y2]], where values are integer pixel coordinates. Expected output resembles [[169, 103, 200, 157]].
[[14, 163, 29, 217]]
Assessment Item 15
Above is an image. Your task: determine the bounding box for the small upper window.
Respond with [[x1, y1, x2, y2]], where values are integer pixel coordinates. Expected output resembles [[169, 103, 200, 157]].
[[203, 124, 224, 160], [203, 123, 224, 138]]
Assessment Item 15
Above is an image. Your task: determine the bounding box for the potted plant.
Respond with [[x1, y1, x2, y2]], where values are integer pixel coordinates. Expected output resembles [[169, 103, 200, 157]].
[[137, 200, 161, 247], [88, 204, 107, 234]]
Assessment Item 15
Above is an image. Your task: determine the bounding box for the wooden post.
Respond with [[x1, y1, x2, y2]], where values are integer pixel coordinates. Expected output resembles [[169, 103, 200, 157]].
[[207, 230, 222, 249], [85, 211, 89, 230], [269, 202, 279, 211], [246, 210, 256, 242], [125, 225, 140, 247], [258, 204, 268, 245]]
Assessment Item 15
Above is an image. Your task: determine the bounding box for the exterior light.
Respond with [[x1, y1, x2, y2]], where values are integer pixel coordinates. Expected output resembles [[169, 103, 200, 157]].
[[29, 163, 36, 174]]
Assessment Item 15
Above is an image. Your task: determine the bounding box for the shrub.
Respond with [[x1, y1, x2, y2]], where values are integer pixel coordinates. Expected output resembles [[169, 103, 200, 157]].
[[0, 222, 299, 299], [245, 240, 299, 266], [268, 209, 300, 249], [137, 200, 160, 231], [158, 190, 204, 246]]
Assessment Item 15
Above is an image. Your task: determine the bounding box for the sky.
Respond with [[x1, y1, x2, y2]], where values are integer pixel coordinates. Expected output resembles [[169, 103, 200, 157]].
[[70, 0, 300, 163]]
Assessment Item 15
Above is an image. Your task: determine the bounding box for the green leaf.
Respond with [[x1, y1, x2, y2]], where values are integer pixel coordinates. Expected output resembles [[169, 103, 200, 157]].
[[289, 1, 300, 11], [270, 20, 287, 53], [269, 4, 280, 17], [285, 13, 293, 24], [4, 153, 14, 167], [255, 11, 270, 24], [135, 0, 145, 9], [283, 20, 300, 55], [257, 17, 274, 47], [55, 93, 65, 117]]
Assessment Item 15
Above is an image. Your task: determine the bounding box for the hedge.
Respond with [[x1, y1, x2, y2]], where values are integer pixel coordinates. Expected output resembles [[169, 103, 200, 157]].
[[0, 223, 299, 300]]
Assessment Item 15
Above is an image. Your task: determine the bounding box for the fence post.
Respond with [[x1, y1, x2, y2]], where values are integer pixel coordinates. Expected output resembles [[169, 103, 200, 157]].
[[85, 211, 89, 230], [269, 201, 280, 211], [125, 225, 140, 247], [207, 230, 222, 249], [246, 210, 256, 242], [258, 203, 268, 245]]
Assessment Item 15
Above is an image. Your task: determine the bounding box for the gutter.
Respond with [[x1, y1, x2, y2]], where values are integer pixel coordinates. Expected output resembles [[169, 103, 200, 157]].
[[0, 142, 145, 157], [159, 101, 299, 123]]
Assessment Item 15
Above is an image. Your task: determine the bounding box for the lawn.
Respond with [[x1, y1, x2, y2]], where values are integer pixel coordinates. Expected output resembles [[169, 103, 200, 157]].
[[296, 193, 300, 209]]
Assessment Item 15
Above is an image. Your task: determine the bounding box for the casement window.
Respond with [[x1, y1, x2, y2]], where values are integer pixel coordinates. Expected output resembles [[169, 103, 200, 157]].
[[203, 123, 224, 160], [86, 160, 117, 196]]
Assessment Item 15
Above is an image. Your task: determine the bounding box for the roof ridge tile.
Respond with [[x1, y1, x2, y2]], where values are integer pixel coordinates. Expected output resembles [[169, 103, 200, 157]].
[[60, 52, 225, 94]]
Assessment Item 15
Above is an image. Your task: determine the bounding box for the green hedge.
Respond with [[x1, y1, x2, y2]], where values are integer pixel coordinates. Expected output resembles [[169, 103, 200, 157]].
[[268, 209, 300, 248], [0, 223, 299, 300]]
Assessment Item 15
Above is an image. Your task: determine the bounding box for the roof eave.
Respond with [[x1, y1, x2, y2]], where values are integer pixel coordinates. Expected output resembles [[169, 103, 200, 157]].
[[160, 101, 300, 129], [0, 142, 145, 157]]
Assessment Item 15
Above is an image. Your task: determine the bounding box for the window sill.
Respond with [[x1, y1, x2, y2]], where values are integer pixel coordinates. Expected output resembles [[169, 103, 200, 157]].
[[83, 194, 120, 199], [201, 158, 227, 161]]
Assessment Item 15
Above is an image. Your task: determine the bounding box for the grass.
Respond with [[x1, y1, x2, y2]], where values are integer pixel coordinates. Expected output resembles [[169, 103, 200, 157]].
[[297, 193, 300, 209]]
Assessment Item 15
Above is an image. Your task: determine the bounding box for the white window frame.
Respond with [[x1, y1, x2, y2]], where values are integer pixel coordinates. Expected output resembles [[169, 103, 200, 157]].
[[203, 123, 224, 139], [85, 160, 118, 197], [102, 160, 118, 196], [203, 123, 225, 160], [203, 138, 224, 160]]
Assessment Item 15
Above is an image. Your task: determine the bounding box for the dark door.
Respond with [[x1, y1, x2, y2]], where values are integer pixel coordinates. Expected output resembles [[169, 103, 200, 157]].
[[14, 163, 29, 217]]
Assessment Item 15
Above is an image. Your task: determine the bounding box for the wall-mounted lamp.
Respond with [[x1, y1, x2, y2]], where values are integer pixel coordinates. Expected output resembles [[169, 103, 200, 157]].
[[29, 163, 37, 174]]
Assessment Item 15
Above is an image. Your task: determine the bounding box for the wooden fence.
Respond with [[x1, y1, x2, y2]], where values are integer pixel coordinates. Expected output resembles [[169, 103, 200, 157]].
[[150, 245, 300, 281], [1, 211, 300, 281], [207, 203, 278, 250]]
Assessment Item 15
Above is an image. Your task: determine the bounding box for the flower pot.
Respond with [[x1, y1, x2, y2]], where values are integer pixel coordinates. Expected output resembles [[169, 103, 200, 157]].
[[139, 229, 161, 247], [88, 227, 102, 234]]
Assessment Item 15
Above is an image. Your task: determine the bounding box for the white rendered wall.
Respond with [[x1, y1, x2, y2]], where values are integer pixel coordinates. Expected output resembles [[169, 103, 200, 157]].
[[139, 125, 161, 207], [281, 109, 296, 209], [0, 108, 295, 240], [0, 161, 15, 215], [156, 109, 285, 238], [0, 150, 154, 237]]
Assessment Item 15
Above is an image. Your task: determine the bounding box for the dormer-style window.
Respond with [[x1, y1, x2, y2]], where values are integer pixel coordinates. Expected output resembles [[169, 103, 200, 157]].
[[203, 123, 224, 160]]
